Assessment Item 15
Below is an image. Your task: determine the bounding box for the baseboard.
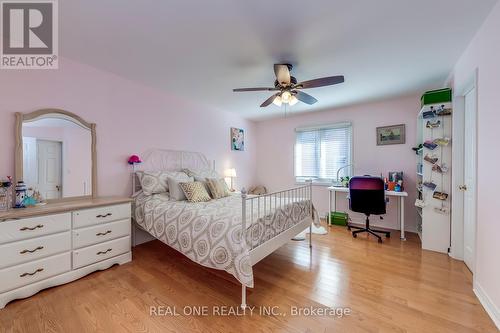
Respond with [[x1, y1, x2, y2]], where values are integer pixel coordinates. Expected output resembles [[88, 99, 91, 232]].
[[321, 214, 417, 233], [343, 219, 418, 234], [473, 280, 500, 329]]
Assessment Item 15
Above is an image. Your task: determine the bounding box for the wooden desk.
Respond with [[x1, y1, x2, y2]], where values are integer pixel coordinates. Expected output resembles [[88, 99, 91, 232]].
[[328, 186, 408, 240]]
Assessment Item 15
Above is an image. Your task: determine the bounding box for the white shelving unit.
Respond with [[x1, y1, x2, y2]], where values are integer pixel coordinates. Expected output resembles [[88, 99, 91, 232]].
[[416, 101, 452, 253]]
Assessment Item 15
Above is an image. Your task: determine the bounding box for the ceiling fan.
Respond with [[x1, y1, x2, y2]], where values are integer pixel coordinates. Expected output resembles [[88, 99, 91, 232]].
[[233, 64, 344, 107]]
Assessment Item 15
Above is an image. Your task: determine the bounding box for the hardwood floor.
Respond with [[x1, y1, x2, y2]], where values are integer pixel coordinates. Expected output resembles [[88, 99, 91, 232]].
[[0, 223, 497, 333]]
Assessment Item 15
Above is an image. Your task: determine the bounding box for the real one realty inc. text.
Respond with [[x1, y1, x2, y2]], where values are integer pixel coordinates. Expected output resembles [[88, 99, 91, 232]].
[[150, 305, 352, 318]]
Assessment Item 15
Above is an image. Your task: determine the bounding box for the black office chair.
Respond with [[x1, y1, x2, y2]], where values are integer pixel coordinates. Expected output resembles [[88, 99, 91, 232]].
[[347, 176, 390, 243]]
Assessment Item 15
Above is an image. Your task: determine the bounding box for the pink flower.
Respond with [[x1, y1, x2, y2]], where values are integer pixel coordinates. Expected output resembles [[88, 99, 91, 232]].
[[127, 155, 142, 165]]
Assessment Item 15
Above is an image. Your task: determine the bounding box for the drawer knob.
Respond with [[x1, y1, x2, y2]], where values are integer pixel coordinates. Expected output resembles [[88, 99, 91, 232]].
[[96, 230, 112, 236], [96, 248, 112, 255], [96, 213, 112, 218], [20, 268, 44, 277], [19, 224, 44, 231], [20, 246, 44, 254]]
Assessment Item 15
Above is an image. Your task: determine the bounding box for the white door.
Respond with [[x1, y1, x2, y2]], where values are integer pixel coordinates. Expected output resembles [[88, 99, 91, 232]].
[[463, 87, 477, 272], [22, 137, 38, 188], [37, 140, 62, 200]]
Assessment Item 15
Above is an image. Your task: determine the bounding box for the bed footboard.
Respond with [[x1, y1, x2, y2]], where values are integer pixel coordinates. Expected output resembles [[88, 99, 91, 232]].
[[240, 180, 313, 239], [240, 180, 313, 308]]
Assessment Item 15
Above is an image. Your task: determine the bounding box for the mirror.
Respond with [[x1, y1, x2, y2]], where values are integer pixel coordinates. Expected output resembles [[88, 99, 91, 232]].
[[15, 109, 96, 201]]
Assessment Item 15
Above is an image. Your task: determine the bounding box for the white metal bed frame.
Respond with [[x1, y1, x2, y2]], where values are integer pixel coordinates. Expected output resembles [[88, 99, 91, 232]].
[[132, 149, 313, 308]]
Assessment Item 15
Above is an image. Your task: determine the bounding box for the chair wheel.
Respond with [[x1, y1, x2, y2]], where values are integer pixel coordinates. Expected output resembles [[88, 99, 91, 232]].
[[352, 233, 357, 238], [386, 233, 391, 238], [378, 238, 382, 243]]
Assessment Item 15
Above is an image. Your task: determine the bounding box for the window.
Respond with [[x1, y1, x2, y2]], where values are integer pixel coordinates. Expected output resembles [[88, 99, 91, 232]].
[[294, 122, 352, 183]]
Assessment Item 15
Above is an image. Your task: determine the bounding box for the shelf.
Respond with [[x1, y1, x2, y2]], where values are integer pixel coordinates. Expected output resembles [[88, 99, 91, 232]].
[[416, 96, 452, 254], [419, 102, 453, 115]]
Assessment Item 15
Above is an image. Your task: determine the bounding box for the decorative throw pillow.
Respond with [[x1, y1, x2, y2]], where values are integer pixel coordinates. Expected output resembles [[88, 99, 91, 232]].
[[206, 178, 230, 199], [136, 171, 170, 195], [193, 176, 211, 193], [179, 181, 212, 203], [167, 176, 194, 200], [181, 168, 196, 177], [137, 171, 191, 196], [183, 168, 220, 179]]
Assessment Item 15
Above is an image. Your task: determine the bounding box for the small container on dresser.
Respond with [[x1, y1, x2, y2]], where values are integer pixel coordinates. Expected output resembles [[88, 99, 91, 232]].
[[0, 197, 132, 309], [0, 180, 13, 212]]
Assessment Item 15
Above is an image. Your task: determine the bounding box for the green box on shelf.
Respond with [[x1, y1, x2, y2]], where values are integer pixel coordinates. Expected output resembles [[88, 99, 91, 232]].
[[420, 88, 452, 107], [328, 211, 349, 226]]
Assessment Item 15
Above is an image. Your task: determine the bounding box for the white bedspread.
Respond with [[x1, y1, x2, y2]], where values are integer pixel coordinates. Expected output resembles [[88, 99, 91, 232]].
[[134, 192, 317, 288]]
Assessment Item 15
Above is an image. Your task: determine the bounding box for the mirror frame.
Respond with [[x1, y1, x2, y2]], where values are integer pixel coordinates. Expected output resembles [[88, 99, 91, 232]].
[[15, 108, 97, 201]]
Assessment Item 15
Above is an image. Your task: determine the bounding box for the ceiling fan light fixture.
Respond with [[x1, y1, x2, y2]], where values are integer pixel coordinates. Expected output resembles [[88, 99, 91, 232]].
[[281, 91, 292, 103], [272, 95, 282, 106], [233, 64, 343, 108]]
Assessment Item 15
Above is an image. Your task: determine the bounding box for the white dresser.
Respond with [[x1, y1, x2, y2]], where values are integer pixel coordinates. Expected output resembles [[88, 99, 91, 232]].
[[0, 197, 132, 308]]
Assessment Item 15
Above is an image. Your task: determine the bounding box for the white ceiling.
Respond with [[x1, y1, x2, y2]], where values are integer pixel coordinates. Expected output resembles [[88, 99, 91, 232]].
[[60, 0, 497, 120]]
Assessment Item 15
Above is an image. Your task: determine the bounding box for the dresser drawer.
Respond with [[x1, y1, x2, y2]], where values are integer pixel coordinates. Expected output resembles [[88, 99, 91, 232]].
[[0, 213, 71, 244], [0, 252, 71, 293], [73, 219, 131, 249], [72, 236, 130, 269], [73, 204, 131, 229], [0, 232, 71, 269]]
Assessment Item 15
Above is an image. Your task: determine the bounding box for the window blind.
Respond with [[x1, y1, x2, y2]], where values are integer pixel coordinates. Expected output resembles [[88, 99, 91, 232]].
[[294, 123, 352, 182]]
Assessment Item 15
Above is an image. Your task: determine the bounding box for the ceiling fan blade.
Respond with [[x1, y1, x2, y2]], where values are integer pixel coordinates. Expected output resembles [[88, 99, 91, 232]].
[[233, 87, 278, 92], [295, 91, 318, 105], [296, 75, 344, 89], [274, 64, 291, 86], [260, 93, 280, 107]]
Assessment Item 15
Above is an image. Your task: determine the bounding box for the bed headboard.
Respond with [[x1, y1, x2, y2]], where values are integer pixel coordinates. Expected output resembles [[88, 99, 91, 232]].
[[132, 149, 214, 195]]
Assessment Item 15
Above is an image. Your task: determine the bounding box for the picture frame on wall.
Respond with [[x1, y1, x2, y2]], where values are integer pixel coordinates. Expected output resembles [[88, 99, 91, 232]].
[[376, 124, 406, 145], [231, 127, 244, 151]]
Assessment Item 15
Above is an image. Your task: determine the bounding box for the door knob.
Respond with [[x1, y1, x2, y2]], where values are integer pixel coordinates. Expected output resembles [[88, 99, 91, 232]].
[[459, 184, 468, 191]]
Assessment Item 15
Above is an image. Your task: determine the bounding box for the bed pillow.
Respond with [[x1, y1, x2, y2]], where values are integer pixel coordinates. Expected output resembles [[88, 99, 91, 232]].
[[182, 168, 220, 194], [182, 168, 220, 179], [137, 171, 189, 195], [136, 171, 169, 195], [179, 181, 212, 203], [192, 176, 210, 193], [167, 176, 194, 200], [206, 178, 230, 199]]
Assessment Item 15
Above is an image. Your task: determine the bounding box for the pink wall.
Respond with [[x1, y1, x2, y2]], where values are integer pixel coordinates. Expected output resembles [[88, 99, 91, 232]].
[[450, 0, 500, 325], [0, 58, 257, 196], [255, 95, 419, 231]]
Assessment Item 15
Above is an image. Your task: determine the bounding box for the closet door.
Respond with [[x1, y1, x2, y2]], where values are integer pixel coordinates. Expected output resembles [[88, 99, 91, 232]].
[[463, 87, 477, 272]]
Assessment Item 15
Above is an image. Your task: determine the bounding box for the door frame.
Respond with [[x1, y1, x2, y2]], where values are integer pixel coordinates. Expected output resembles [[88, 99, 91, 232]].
[[450, 68, 478, 272]]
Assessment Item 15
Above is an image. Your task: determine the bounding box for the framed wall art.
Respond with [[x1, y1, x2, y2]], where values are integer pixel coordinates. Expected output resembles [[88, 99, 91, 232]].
[[231, 127, 244, 151], [376, 124, 406, 145]]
